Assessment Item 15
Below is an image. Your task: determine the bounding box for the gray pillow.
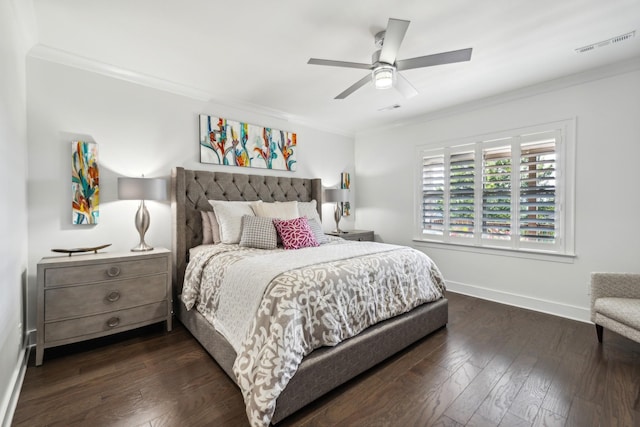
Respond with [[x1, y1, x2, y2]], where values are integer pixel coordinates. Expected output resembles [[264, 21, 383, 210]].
[[239, 215, 278, 249], [307, 218, 329, 244]]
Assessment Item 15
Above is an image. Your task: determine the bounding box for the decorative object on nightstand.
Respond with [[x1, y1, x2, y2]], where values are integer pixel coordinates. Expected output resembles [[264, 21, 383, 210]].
[[324, 187, 350, 233], [326, 229, 374, 242], [118, 176, 167, 251], [35, 248, 172, 366], [51, 243, 112, 256]]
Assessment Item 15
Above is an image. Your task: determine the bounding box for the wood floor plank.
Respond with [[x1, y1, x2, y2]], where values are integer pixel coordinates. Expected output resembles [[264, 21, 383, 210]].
[[566, 396, 602, 427], [531, 408, 566, 427], [507, 354, 558, 423], [443, 332, 528, 425], [468, 353, 538, 425], [13, 292, 640, 427]]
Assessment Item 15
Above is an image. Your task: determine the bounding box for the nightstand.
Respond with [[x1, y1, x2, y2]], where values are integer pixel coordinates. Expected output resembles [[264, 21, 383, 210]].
[[35, 248, 172, 366], [326, 230, 374, 242]]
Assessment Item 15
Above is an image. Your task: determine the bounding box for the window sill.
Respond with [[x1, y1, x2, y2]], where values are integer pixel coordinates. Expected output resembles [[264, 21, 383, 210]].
[[411, 239, 576, 264]]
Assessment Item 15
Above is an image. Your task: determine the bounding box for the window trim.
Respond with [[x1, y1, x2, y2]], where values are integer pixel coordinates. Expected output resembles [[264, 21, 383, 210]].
[[414, 119, 576, 257]]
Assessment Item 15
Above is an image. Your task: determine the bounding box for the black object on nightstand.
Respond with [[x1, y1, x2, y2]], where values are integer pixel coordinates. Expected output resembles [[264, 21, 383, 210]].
[[326, 230, 374, 242]]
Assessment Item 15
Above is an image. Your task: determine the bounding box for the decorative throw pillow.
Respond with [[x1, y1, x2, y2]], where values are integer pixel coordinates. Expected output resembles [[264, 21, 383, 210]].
[[206, 211, 221, 244], [209, 200, 255, 244], [297, 200, 322, 225], [239, 215, 278, 250], [307, 218, 329, 244], [251, 200, 299, 219], [273, 217, 319, 250], [200, 211, 214, 244]]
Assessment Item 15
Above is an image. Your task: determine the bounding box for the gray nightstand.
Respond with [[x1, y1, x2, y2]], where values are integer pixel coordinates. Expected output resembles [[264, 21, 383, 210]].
[[326, 230, 374, 242], [35, 248, 172, 366]]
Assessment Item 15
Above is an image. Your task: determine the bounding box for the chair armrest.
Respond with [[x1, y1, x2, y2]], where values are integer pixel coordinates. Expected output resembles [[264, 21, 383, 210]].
[[591, 272, 640, 313]]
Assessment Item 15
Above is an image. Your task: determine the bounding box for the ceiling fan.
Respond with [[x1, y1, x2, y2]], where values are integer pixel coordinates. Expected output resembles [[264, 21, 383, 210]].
[[307, 18, 473, 100]]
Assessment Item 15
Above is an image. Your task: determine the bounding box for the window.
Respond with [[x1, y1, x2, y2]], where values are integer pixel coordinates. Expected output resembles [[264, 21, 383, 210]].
[[416, 121, 575, 255]]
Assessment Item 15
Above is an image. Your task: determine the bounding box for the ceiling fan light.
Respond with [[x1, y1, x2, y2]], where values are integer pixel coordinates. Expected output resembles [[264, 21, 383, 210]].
[[373, 66, 394, 90]]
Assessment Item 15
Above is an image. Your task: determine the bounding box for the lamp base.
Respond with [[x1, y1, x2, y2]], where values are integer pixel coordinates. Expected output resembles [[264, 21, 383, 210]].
[[131, 200, 153, 252], [131, 242, 154, 252], [333, 203, 345, 234]]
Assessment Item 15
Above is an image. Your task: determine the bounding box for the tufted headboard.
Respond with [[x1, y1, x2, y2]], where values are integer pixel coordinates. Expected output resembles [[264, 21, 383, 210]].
[[171, 166, 322, 292]]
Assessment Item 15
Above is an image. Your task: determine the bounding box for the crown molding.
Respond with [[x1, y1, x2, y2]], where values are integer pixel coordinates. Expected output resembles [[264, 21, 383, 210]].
[[28, 44, 212, 101], [27, 44, 355, 139], [360, 55, 640, 137]]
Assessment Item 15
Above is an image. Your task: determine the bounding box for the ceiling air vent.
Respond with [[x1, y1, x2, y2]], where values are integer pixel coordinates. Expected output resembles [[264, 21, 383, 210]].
[[575, 31, 635, 53]]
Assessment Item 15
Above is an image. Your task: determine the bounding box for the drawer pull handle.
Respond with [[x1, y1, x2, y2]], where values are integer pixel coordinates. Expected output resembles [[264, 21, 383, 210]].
[[106, 291, 120, 302], [106, 266, 121, 277], [106, 317, 120, 328]]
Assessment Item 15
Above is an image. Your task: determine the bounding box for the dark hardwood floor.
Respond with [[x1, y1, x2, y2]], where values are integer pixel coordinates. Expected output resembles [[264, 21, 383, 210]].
[[13, 292, 640, 426]]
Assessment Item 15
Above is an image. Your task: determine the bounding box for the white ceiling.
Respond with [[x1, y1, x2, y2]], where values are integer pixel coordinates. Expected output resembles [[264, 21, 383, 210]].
[[29, 0, 640, 135]]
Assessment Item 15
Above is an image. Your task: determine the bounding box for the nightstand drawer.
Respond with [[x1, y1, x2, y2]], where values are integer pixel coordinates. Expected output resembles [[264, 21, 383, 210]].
[[44, 256, 168, 287], [44, 301, 168, 343], [44, 274, 168, 321]]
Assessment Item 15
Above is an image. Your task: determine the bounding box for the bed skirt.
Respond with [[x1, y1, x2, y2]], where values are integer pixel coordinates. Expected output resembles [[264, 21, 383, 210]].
[[177, 297, 448, 424]]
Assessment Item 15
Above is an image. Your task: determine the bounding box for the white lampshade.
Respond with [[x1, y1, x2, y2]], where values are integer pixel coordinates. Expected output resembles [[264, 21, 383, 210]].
[[373, 66, 394, 90], [118, 177, 167, 201], [324, 188, 349, 203]]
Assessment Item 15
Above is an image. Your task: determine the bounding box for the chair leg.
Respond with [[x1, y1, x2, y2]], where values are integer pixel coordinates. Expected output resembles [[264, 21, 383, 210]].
[[595, 324, 603, 343]]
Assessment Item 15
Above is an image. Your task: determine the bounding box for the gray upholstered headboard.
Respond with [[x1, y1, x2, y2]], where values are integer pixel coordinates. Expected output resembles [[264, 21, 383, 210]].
[[171, 166, 322, 292]]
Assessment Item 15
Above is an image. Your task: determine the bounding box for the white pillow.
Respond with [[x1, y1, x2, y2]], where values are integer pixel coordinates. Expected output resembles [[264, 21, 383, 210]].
[[200, 210, 221, 244], [209, 200, 254, 244], [251, 200, 299, 219], [297, 200, 321, 224]]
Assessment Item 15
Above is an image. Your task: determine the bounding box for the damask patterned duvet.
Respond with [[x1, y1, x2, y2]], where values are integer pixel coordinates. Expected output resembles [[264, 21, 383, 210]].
[[182, 239, 445, 427]]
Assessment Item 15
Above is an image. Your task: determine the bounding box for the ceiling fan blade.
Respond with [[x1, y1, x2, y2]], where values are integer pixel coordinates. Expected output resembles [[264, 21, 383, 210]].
[[308, 58, 372, 70], [396, 48, 473, 71], [395, 72, 418, 99], [335, 74, 371, 99], [379, 18, 410, 65]]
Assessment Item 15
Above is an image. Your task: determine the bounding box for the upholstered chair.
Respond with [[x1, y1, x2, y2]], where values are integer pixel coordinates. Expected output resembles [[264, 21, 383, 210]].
[[590, 272, 640, 344]]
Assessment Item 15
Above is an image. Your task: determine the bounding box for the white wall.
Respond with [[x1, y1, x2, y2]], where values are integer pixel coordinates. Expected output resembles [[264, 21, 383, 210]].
[[355, 61, 640, 321], [0, 0, 30, 424], [25, 57, 355, 332]]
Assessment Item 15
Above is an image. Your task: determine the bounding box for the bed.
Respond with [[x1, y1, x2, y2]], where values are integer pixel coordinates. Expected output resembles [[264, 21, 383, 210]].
[[171, 166, 448, 426]]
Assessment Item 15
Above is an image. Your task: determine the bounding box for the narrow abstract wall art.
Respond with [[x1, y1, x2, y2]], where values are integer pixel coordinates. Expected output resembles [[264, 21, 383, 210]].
[[341, 172, 351, 216], [71, 141, 99, 225], [199, 114, 297, 171]]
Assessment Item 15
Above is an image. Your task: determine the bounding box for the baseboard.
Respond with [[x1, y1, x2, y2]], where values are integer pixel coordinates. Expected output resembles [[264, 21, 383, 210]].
[[1, 342, 30, 427], [446, 280, 591, 323]]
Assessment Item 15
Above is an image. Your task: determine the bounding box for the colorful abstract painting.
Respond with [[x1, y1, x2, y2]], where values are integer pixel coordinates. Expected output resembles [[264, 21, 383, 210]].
[[199, 114, 297, 171], [71, 141, 99, 224], [341, 172, 351, 216]]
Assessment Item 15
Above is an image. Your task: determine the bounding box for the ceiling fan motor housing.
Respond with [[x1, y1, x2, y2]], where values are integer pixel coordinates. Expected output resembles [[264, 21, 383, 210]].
[[374, 30, 386, 49]]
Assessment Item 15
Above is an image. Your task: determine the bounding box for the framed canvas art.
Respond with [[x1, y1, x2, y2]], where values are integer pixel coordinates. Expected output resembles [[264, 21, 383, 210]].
[[341, 172, 351, 216], [71, 141, 99, 224], [199, 114, 297, 171]]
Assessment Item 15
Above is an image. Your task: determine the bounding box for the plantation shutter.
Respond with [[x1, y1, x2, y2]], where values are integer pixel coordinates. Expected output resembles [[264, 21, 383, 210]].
[[422, 155, 445, 236], [448, 151, 475, 238], [519, 136, 557, 245], [482, 146, 512, 241]]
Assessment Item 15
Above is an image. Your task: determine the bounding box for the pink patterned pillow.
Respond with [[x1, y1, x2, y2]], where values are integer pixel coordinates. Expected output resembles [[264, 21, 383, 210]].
[[273, 217, 319, 250]]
